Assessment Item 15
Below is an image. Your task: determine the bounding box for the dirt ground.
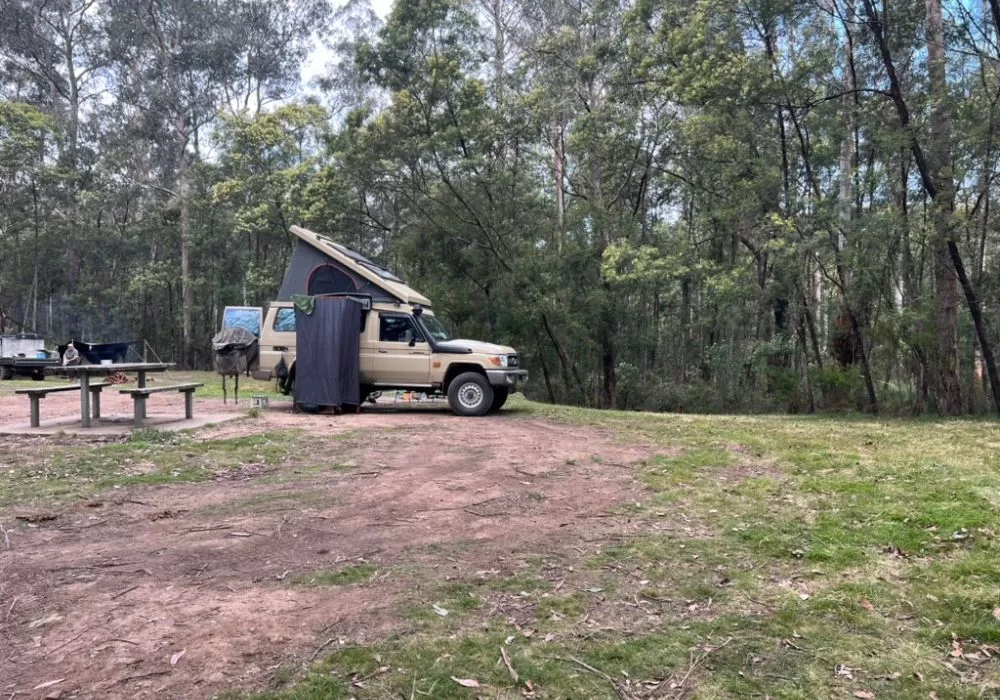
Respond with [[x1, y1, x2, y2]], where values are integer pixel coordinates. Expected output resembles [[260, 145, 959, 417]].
[[0, 395, 654, 699]]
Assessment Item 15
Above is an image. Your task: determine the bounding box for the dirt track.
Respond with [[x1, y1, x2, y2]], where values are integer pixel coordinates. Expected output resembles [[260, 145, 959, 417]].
[[1, 401, 653, 699]]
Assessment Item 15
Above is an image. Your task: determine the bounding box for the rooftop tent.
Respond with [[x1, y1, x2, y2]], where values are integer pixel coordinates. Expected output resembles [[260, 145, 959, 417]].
[[277, 226, 432, 307]]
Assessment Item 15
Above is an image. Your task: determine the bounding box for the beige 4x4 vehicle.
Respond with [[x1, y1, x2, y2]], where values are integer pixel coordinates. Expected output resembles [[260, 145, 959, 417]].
[[251, 226, 527, 416]]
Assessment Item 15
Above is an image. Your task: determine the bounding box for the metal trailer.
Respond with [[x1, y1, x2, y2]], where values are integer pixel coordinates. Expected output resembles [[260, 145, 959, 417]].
[[0, 334, 57, 380]]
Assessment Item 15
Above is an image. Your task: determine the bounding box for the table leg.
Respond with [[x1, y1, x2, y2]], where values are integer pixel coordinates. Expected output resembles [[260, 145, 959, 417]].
[[30, 397, 40, 428], [80, 373, 91, 428], [137, 370, 147, 419], [92, 387, 101, 420]]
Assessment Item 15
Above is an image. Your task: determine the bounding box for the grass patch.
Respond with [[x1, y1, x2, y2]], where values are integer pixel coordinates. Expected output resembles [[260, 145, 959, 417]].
[[257, 401, 1000, 698], [290, 564, 377, 587], [0, 429, 311, 507]]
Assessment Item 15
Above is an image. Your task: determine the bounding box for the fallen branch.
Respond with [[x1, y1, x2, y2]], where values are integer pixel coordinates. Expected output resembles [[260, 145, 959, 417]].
[[464, 509, 509, 517], [554, 655, 636, 700]]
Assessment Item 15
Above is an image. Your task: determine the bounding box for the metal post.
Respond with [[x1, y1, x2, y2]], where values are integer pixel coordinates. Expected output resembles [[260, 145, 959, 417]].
[[30, 396, 39, 428], [185, 390, 194, 420], [80, 372, 91, 428], [137, 370, 147, 419]]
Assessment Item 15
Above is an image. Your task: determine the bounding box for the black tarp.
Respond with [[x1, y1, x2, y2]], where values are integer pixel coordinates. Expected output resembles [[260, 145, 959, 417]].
[[294, 297, 361, 408], [212, 327, 259, 375]]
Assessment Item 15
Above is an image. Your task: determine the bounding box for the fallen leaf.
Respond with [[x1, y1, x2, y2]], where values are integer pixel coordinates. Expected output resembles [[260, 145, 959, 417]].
[[993, 608, 1000, 620], [928, 692, 938, 699], [950, 640, 964, 658], [854, 691, 874, 699], [432, 604, 449, 617], [522, 628, 535, 638], [914, 671, 924, 682], [543, 633, 555, 642], [451, 677, 480, 688], [860, 599, 875, 612], [170, 649, 186, 667], [32, 679, 64, 691]]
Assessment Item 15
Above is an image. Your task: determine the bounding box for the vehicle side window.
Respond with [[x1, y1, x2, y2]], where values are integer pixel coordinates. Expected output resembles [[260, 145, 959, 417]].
[[379, 315, 422, 343], [273, 308, 296, 332]]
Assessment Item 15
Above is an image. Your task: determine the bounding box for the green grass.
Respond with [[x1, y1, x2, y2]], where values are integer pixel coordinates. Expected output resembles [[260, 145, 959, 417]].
[[235, 401, 1000, 699], [290, 564, 378, 587], [0, 429, 313, 507]]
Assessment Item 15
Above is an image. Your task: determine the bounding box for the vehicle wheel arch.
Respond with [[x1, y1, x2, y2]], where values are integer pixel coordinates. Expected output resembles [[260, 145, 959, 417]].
[[442, 363, 487, 394]]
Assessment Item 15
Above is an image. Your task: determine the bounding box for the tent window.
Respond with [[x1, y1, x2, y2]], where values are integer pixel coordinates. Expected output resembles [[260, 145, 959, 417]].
[[308, 263, 359, 295], [273, 308, 296, 332]]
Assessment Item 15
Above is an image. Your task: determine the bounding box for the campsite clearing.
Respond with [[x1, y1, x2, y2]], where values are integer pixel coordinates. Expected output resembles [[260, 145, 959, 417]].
[[1, 374, 999, 699]]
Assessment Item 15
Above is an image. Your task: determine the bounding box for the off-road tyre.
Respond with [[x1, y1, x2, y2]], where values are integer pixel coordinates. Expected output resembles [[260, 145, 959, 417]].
[[0, 365, 11, 380], [31, 370, 45, 381], [488, 388, 509, 413], [447, 371, 494, 417]]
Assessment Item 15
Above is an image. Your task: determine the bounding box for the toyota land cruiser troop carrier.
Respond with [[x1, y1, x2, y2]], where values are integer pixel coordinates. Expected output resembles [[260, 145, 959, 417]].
[[253, 226, 527, 416]]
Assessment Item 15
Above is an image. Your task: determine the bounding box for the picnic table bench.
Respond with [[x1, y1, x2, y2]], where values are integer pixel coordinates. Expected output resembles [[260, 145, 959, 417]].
[[119, 382, 203, 427], [16, 382, 111, 428]]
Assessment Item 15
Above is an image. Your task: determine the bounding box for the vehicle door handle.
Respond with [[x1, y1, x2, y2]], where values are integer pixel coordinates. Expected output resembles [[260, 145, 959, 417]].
[[378, 350, 388, 354]]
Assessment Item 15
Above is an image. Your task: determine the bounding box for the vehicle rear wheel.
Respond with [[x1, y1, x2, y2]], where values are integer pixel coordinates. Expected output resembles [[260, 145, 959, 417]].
[[489, 388, 509, 413], [0, 365, 11, 380], [447, 372, 494, 417], [31, 370, 45, 381]]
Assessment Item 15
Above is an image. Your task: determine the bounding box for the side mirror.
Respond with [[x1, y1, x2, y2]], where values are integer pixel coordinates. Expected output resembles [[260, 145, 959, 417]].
[[405, 330, 415, 346]]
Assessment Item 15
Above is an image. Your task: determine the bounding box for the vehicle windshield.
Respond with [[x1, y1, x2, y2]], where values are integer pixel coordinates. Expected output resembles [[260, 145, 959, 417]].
[[420, 315, 452, 342]]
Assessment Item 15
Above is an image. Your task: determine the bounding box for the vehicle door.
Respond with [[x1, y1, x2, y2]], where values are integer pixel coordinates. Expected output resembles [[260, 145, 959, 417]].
[[370, 313, 431, 385], [260, 306, 297, 373]]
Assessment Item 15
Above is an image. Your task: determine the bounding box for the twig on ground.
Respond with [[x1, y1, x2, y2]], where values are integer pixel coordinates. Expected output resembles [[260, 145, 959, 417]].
[[183, 524, 231, 533], [554, 655, 636, 700], [672, 638, 733, 697], [110, 585, 140, 600], [116, 669, 169, 684], [6, 596, 17, 621], [309, 636, 337, 662], [97, 638, 139, 646], [464, 509, 509, 517], [500, 647, 519, 682], [0, 521, 9, 548]]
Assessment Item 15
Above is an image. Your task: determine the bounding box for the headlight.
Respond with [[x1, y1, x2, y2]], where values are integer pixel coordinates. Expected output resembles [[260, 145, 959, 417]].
[[487, 355, 508, 367]]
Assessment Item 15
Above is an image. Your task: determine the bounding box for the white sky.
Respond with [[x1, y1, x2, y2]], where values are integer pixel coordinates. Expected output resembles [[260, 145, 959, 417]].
[[300, 0, 394, 84]]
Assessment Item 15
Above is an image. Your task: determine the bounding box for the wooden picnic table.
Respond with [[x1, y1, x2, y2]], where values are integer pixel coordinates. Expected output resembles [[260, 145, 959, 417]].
[[45, 362, 174, 427]]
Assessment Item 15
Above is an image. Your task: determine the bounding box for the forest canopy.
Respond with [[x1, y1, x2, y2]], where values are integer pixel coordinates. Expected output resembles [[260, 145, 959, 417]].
[[2, 0, 1000, 415]]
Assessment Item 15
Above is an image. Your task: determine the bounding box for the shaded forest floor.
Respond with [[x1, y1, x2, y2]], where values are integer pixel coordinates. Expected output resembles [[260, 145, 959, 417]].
[[2, 378, 1000, 698]]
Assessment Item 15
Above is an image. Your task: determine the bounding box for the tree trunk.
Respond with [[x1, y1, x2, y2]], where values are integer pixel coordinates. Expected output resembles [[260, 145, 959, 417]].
[[179, 144, 194, 369], [927, 0, 963, 414]]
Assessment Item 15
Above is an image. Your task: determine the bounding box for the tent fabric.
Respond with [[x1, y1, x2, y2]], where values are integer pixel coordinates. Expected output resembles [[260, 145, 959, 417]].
[[292, 294, 315, 314], [277, 240, 398, 303], [212, 327, 259, 375], [294, 297, 361, 408]]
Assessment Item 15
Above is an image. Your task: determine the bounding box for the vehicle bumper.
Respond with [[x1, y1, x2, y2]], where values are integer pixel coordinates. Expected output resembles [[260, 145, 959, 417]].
[[486, 369, 528, 390]]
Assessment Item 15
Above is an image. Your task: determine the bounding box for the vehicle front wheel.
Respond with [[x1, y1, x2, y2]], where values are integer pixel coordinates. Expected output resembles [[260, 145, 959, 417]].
[[489, 388, 509, 413], [447, 372, 494, 417]]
